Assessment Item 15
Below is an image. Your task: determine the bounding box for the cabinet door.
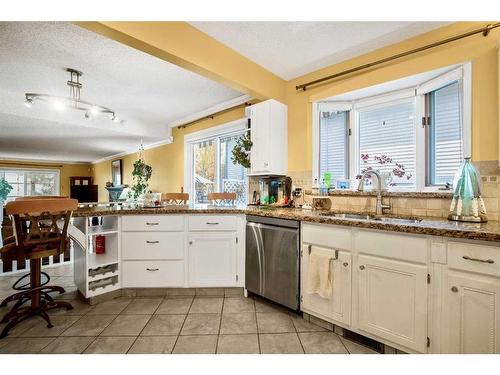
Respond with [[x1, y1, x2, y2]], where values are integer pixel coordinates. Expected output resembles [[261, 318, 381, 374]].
[[249, 102, 271, 174], [445, 271, 500, 353], [357, 254, 428, 352], [188, 233, 237, 287], [302, 245, 352, 326]]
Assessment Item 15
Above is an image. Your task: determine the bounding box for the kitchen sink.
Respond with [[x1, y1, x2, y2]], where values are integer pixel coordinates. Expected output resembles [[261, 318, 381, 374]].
[[319, 212, 423, 224]]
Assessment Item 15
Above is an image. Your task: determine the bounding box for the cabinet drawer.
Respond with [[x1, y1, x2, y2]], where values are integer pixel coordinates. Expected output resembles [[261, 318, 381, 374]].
[[448, 242, 500, 277], [121, 215, 184, 232], [356, 230, 427, 264], [188, 215, 237, 231], [122, 260, 184, 287], [302, 223, 351, 250], [122, 232, 184, 260]]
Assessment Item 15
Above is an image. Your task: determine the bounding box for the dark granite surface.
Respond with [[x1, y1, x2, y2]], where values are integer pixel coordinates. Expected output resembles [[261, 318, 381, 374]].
[[73, 205, 500, 243]]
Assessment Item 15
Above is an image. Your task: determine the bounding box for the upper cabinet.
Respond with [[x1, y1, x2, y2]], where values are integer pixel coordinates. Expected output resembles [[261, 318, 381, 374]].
[[247, 99, 288, 176]]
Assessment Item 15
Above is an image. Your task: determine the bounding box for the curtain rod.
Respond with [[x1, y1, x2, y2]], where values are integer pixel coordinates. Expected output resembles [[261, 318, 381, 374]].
[[177, 102, 252, 129], [296, 23, 500, 92]]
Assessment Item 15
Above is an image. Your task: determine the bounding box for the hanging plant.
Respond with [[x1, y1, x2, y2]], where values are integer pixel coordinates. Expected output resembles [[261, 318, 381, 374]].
[[128, 158, 153, 200], [231, 131, 252, 169]]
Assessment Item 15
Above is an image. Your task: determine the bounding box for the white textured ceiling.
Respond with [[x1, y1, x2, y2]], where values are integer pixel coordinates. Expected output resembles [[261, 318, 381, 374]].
[[190, 22, 449, 80], [0, 22, 244, 162]]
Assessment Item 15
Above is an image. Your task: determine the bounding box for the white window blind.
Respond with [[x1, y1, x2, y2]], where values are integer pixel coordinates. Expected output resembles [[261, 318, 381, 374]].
[[358, 100, 416, 189], [428, 81, 463, 185], [319, 111, 349, 180]]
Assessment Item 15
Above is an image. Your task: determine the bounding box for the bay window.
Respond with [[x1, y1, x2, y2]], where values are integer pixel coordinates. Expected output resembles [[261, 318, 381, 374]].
[[0, 168, 60, 201], [314, 63, 470, 191]]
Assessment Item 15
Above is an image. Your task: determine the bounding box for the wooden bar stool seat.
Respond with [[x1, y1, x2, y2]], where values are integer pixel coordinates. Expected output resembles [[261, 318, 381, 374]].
[[0, 198, 78, 339], [161, 193, 189, 205], [207, 192, 237, 206]]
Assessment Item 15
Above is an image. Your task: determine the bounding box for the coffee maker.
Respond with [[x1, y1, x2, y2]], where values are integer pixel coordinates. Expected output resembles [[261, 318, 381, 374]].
[[252, 176, 292, 206]]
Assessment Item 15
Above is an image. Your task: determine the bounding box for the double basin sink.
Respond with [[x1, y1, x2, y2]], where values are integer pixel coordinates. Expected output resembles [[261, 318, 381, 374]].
[[319, 212, 423, 224]]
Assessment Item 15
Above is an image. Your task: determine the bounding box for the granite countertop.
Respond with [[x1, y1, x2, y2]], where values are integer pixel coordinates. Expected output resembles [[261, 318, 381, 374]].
[[73, 204, 500, 243]]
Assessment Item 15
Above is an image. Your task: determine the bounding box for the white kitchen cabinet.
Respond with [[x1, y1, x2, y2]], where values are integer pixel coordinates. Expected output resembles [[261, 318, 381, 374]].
[[301, 244, 352, 326], [188, 233, 238, 287], [247, 99, 287, 176], [357, 254, 428, 353], [444, 270, 500, 353]]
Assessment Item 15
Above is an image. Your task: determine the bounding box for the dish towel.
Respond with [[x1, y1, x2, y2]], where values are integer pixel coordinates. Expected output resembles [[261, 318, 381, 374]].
[[307, 250, 333, 299]]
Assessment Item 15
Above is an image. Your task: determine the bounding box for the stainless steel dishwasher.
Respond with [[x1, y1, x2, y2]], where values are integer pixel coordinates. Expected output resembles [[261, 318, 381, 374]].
[[245, 215, 300, 310]]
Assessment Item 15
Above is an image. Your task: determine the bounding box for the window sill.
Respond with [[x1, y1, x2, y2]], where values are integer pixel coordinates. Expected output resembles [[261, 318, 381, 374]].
[[305, 189, 453, 199]]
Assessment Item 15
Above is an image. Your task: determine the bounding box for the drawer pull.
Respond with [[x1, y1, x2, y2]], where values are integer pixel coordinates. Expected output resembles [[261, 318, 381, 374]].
[[359, 265, 365, 270], [206, 222, 220, 225], [146, 268, 159, 272], [462, 255, 495, 264], [146, 241, 159, 244], [451, 286, 458, 293], [146, 222, 159, 226], [343, 262, 349, 267]]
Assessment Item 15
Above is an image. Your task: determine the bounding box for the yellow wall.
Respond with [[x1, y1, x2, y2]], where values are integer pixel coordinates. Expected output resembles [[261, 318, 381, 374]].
[[92, 107, 246, 201], [286, 22, 500, 172], [0, 160, 93, 197]]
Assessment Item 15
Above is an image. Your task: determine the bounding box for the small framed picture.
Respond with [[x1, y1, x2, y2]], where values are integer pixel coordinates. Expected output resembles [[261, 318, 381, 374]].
[[336, 179, 350, 190]]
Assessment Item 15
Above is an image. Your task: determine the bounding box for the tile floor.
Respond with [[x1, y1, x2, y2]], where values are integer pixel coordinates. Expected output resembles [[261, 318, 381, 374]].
[[0, 264, 377, 354]]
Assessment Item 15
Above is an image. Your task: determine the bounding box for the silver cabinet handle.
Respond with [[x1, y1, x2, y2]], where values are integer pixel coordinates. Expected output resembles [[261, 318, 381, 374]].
[[451, 286, 458, 293], [462, 255, 495, 264], [206, 222, 220, 225], [146, 222, 159, 226], [146, 268, 159, 271], [189, 241, 193, 245], [359, 265, 365, 270], [146, 241, 159, 244], [343, 262, 349, 267]]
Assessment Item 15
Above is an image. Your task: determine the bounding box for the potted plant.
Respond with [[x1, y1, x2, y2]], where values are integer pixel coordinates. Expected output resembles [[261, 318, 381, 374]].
[[128, 158, 153, 202], [231, 131, 252, 168], [0, 178, 13, 228]]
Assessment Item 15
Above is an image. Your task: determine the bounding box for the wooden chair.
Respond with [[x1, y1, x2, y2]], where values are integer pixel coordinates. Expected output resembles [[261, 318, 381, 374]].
[[161, 193, 189, 205], [0, 198, 78, 339], [207, 192, 237, 206]]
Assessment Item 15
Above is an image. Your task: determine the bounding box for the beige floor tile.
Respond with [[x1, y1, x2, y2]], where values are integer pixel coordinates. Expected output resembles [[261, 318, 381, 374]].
[[217, 334, 259, 354], [195, 288, 225, 297], [0, 315, 44, 338], [48, 299, 93, 316], [20, 315, 82, 337], [290, 315, 327, 332], [340, 337, 378, 354], [166, 288, 195, 297], [156, 297, 193, 314], [141, 314, 185, 336], [84, 336, 135, 354], [40, 336, 95, 354], [298, 332, 348, 354], [173, 335, 217, 354], [256, 312, 295, 333], [136, 288, 168, 297], [122, 298, 162, 314], [128, 336, 177, 354], [0, 337, 55, 354], [53, 289, 80, 301], [88, 298, 132, 315], [61, 314, 116, 336], [180, 313, 220, 335], [223, 297, 255, 313], [220, 313, 257, 334], [259, 333, 304, 354], [101, 314, 151, 336], [254, 298, 288, 313], [189, 297, 223, 314], [224, 288, 244, 297]]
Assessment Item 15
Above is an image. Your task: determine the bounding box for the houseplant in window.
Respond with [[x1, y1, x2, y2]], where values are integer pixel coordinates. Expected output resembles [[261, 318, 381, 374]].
[[231, 131, 252, 169], [0, 178, 13, 228]]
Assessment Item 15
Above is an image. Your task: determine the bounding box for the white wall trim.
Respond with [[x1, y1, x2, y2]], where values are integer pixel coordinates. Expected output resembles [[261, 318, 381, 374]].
[[167, 94, 252, 129], [0, 157, 90, 165]]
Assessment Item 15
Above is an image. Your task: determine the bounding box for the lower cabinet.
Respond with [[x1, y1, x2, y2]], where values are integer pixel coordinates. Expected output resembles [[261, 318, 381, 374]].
[[301, 244, 352, 326], [357, 254, 428, 353], [444, 271, 500, 353], [188, 232, 238, 287]]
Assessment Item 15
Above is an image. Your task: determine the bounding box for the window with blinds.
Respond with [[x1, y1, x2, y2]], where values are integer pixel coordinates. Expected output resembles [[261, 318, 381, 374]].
[[318, 111, 349, 180], [358, 100, 416, 189], [427, 81, 463, 186]]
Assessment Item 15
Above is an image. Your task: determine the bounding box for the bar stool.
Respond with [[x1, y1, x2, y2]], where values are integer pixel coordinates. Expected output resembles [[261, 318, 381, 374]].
[[161, 193, 189, 205], [0, 198, 77, 338], [207, 192, 237, 206]]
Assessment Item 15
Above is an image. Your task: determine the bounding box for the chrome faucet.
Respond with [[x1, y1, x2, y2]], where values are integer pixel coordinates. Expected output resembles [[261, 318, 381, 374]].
[[357, 170, 391, 215]]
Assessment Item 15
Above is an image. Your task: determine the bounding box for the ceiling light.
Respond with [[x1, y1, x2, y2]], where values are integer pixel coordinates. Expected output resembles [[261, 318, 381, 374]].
[[112, 116, 120, 123], [53, 100, 65, 111], [84, 111, 92, 120], [24, 97, 33, 108], [90, 106, 99, 115]]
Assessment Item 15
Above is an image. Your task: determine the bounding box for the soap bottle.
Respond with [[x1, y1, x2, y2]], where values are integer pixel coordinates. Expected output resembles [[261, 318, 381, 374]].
[[312, 178, 319, 196]]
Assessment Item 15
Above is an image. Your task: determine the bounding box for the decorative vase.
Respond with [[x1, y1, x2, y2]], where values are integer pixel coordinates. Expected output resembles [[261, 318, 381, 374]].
[[448, 157, 487, 223]]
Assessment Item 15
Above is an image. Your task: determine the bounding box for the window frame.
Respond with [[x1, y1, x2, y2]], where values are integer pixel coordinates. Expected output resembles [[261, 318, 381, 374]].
[[312, 63, 472, 192], [0, 167, 60, 200], [184, 118, 248, 206]]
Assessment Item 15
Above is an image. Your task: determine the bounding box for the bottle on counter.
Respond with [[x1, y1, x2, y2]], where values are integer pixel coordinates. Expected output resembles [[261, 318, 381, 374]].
[[312, 178, 319, 196]]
